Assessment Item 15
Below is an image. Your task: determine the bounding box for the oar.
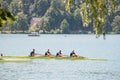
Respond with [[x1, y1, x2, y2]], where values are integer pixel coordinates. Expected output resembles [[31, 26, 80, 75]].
[[77, 55, 85, 58], [63, 55, 70, 57], [35, 53, 43, 55]]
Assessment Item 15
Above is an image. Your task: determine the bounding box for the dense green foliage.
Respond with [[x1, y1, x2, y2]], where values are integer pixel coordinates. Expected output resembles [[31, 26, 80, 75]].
[[0, 0, 120, 34], [0, 2, 15, 29], [111, 15, 120, 33], [64, 0, 119, 37]]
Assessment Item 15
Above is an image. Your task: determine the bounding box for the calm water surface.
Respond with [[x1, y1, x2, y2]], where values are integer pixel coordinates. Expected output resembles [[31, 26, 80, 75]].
[[0, 34, 120, 80]]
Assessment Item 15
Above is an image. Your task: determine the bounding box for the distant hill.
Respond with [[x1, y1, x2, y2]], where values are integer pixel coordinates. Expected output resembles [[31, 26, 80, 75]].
[[0, 0, 120, 34]]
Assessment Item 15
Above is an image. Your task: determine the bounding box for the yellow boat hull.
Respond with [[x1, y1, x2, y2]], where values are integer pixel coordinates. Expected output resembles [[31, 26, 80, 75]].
[[3, 55, 107, 61]]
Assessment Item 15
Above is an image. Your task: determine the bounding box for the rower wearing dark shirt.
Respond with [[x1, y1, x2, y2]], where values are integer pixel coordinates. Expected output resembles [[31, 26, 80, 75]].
[[56, 50, 63, 57], [30, 49, 35, 56], [70, 50, 78, 57], [45, 49, 53, 56]]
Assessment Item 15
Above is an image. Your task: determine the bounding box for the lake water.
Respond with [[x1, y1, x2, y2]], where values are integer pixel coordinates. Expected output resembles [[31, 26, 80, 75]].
[[0, 34, 120, 80]]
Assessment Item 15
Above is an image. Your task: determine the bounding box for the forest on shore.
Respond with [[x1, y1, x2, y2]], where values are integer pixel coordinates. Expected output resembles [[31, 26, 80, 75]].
[[0, 0, 120, 34]]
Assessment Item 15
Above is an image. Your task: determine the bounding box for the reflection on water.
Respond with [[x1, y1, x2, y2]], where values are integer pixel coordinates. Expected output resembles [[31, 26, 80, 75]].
[[0, 34, 120, 80]]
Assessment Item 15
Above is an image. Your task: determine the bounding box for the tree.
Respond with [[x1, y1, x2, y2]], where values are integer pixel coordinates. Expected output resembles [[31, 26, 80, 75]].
[[29, 0, 50, 17], [111, 15, 120, 33], [15, 12, 29, 32], [64, 0, 116, 38], [60, 19, 70, 33], [0, 6, 15, 29], [29, 18, 41, 32], [73, 8, 83, 30], [43, 6, 63, 31], [41, 16, 51, 32], [9, 0, 23, 16]]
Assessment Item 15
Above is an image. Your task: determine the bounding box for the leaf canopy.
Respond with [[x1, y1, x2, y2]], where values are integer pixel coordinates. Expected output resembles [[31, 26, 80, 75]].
[[64, 0, 116, 38], [0, 8, 15, 28]]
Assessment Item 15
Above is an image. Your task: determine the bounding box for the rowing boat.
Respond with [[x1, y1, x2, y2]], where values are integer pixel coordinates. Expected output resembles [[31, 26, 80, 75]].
[[0, 59, 32, 63], [3, 55, 107, 61]]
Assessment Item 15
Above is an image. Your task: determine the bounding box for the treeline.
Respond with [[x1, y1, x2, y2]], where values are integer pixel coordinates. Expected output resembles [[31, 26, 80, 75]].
[[0, 0, 120, 34]]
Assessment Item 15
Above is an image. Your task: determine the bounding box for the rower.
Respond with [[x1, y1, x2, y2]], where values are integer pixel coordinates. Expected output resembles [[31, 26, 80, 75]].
[[45, 49, 53, 56], [70, 50, 78, 57], [30, 49, 35, 56], [0, 53, 3, 60], [56, 50, 63, 57]]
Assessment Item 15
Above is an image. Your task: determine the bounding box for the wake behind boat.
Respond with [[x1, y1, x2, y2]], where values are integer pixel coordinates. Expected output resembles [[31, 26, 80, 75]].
[[0, 59, 32, 63]]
